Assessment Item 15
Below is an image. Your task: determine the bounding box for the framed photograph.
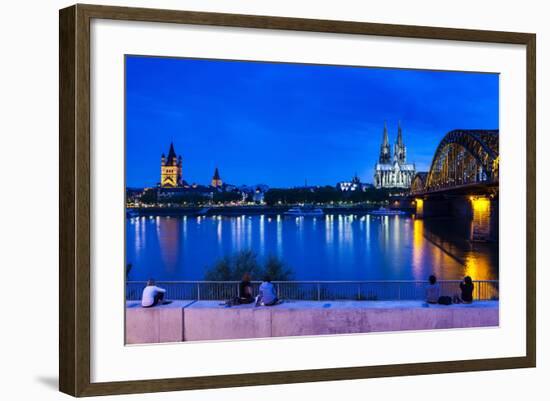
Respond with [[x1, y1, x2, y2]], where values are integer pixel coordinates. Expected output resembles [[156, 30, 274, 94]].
[[59, 4, 536, 397]]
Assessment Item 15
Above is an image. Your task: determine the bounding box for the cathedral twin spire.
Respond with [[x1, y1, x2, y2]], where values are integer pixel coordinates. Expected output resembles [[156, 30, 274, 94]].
[[379, 122, 391, 164], [379, 121, 406, 164]]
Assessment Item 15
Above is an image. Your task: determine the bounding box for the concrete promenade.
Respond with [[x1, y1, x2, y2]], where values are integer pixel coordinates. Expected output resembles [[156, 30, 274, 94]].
[[125, 300, 499, 344]]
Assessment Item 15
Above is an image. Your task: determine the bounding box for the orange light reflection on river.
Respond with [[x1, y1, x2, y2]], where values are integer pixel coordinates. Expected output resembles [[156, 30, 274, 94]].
[[410, 217, 492, 281], [412, 219, 424, 278]]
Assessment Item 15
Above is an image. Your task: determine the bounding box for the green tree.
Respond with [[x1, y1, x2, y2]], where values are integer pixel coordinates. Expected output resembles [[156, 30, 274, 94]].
[[263, 255, 293, 281], [204, 250, 294, 281], [204, 257, 233, 281], [233, 250, 262, 279]]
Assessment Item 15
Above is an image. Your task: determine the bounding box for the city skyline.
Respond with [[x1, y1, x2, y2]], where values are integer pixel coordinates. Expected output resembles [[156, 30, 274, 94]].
[[126, 56, 499, 188]]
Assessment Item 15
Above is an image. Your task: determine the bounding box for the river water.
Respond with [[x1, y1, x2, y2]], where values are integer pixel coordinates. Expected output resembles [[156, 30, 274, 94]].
[[126, 213, 498, 282]]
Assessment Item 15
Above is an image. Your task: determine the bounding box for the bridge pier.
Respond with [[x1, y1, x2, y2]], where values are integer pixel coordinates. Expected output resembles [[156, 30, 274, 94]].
[[490, 197, 499, 242], [414, 195, 498, 242]]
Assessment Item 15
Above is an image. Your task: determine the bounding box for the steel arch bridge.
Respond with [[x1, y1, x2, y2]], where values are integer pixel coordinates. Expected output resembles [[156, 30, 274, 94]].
[[411, 129, 499, 195]]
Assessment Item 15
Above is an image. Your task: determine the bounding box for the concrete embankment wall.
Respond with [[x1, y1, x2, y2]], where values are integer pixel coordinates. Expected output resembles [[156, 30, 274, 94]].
[[126, 301, 499, 344]]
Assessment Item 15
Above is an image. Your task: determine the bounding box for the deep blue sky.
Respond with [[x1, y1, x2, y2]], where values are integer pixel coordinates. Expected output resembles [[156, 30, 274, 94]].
[[126, 56, 498, 188]]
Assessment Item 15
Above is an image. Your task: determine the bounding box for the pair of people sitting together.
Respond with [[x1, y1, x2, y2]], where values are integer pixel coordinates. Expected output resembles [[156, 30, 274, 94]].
[[425, 274, 474, 305], [235, 273, 279, 307]]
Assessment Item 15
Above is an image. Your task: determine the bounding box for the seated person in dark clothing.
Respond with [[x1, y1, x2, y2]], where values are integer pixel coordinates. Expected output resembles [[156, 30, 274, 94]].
[[238, 272, 254, 304], [459, 276, 474, 303]]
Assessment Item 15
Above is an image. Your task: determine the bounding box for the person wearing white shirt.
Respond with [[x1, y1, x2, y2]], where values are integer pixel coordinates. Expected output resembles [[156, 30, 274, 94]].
[[141, 279, 167, 307], [255, 276, 278, 306]]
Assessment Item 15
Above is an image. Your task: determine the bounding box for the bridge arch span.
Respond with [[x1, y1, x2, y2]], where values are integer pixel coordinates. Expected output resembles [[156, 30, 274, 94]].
[[425, 129, 499, 192], [411, 172, 428, 195]]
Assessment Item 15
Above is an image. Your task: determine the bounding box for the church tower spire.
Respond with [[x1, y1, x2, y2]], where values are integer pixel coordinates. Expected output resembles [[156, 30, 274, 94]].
[[211, 167, 223, 188], [379, 122, 391, 164], [397, 121, 403, 146], [393, 121, 406, 163], [160, 142, 183, 188]]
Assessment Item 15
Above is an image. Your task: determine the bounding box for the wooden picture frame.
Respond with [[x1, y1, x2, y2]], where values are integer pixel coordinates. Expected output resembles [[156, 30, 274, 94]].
[[59, 3, 536, 397]]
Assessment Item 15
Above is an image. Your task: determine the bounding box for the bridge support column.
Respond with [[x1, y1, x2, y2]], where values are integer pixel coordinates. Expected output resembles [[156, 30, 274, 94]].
[[490, 197, 499, 242], [414, 198, 424, 218], [418, 194, 498, 242], [469, 196, 492, 242]]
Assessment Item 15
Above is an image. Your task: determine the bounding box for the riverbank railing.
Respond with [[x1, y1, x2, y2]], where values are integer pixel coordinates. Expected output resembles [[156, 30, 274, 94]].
[[126, 280, 499, 302]]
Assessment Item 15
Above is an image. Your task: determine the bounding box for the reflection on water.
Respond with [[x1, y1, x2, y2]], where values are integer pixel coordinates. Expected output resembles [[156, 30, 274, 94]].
[[126, 214, 498, 281], [412, 219, 424, 277], [471, 196, 491, 241], [156, 217, 179, 272]]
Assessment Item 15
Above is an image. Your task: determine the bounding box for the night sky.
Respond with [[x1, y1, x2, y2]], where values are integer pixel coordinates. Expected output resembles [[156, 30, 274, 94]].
[[126, 55, 499, 188]]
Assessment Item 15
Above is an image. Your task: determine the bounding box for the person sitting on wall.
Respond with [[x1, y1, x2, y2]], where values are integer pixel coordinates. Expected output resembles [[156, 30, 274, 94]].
[[255, 275, 278, 306], [238, 272, 254, 304], [425, 274, 440, 304], [459, 276, 474, 304], [141, 279, 168, 308]]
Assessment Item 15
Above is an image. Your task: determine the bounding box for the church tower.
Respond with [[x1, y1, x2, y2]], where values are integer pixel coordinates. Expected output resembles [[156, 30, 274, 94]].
[[393, 121, 406, 163], [160, 142, 183, 188], [211, 167, 223, 188], [379, 122, 391, 164]]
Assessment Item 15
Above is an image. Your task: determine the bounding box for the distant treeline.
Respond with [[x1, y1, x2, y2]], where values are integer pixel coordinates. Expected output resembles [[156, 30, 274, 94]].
[[136, 186, 394, 206], [263, 186, 393, 205], [139, 189, 243, 205]]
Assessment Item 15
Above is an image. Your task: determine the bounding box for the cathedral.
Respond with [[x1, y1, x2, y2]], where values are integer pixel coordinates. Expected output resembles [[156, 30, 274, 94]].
[[160, 142, 183, 188], [373, 122, 416, 189]]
